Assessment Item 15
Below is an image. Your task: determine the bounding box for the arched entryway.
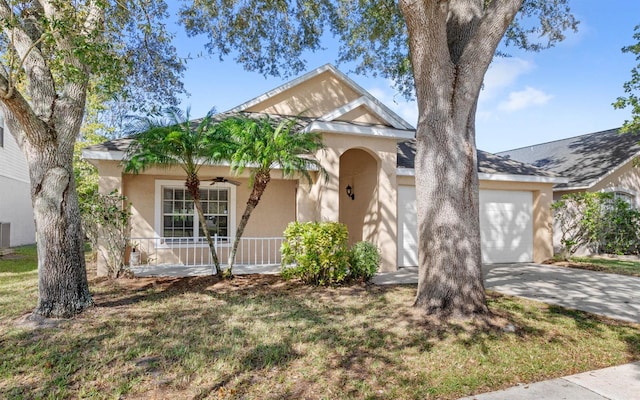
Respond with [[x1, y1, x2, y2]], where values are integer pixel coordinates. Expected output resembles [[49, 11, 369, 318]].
[[339, 148, 379, 246]]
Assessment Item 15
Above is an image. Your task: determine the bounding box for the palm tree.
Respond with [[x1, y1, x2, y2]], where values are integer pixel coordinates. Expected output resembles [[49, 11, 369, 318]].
[[123, 108, 230, 275], [219, 114, 325, 276]]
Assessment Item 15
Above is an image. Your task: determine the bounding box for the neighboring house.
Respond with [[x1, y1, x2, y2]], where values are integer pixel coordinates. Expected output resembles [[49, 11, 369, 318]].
[[83, 64, 565, 274], [498, 128, 640, 206], [498, 128, 640, 255], [0, 111, 36, 247]]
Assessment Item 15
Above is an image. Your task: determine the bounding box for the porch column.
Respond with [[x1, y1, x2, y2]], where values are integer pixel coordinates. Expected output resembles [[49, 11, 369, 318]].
[[375, 152, 398, 272], [318, 146, 341, 222]]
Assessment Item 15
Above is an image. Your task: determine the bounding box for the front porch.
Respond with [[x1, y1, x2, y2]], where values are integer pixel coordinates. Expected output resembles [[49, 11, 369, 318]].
[[127, 236, 284, 276]]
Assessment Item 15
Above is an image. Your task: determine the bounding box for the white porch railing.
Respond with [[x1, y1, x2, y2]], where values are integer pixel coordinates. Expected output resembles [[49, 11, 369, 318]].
[[129, 236, 285, 270]]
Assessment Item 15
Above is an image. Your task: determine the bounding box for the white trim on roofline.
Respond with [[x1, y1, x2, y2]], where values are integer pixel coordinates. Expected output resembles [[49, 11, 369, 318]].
[[307, 121, 415, 140], [319, 96, 409, 130], [397, 167, 568, 184], [478, 172, 568, 184], [227, 64, 414, 130], [82, 149, 125, 161]]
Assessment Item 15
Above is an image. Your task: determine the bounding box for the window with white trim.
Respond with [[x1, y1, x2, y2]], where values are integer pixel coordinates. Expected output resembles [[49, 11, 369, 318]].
[[612, 191, 634, 206], [161, 186, 231, 240], [602, 188, 636, 209]]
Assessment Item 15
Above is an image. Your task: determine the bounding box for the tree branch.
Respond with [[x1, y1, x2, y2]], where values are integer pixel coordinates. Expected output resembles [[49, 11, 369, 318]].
[[399, 0, 454, 125], [0, 72, 47, 149], [455, 0, 523, 116], [0, 0, 57, 126]]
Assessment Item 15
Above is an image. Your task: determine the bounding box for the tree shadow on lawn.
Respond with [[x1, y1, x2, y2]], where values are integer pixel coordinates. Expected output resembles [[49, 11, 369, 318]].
[[546, 304, 640, 358], [4, 274, 640, 399]]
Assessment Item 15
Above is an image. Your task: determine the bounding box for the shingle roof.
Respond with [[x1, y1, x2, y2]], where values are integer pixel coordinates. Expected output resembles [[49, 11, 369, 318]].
[[84, 113, 558, 180], [397, 140, 559, 177], [497, 128, 640, 189], [82, 111, 314, 153]]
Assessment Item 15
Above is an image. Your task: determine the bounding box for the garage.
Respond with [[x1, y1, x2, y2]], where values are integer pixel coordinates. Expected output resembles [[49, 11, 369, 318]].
[[397, 186, 533, 266]]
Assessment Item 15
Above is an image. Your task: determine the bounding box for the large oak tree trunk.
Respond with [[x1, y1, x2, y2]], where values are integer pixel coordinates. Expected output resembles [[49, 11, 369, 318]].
[[412, 108, 487, 316], [399, 0, 522, 318], [26, 135, 93, 318], [1, 53, 95, 317]]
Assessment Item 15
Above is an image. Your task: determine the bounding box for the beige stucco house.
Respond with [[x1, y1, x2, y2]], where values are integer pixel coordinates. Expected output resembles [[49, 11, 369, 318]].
[[499, 128, 640, 254], [0, 111, 35, 248], [499, 128, 640, 205], [83, 65, 565, 275]]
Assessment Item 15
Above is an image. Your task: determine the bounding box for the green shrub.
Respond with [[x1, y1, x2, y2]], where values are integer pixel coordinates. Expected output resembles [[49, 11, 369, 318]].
[[553, 192, 640, 257], [281, 221, 350, 285], [599, 198, 640, 255], [348, 241, 380, 281]]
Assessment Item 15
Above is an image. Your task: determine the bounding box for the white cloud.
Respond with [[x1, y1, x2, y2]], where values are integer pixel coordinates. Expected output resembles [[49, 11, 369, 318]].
[[498, 86, 553, 112], [367, 86, 418, 127], [481, 58, 533, 101]]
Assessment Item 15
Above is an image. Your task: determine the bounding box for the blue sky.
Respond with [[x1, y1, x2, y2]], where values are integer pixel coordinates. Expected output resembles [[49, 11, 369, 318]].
[[174, 1, 639, 153]]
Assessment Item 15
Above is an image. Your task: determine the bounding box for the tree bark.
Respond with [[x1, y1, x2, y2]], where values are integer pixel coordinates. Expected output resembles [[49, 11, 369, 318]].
[[0, 27, 95, 317], [15, 118, 94, 318], [30, 152, 94, 318], [399, 0, 523, 318], [228, 170, 271, 274]]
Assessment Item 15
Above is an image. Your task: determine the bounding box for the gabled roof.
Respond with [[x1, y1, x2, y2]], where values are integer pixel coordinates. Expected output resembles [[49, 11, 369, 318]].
[[397, 140, 564, 183], [497, 128, 640, 190], [228, 64, 414, 131]]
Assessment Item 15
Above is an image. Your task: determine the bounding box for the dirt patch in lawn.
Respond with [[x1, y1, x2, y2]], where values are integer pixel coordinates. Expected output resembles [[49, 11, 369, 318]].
[[543, 259, 611, 272], [543, 258, 640, 277]]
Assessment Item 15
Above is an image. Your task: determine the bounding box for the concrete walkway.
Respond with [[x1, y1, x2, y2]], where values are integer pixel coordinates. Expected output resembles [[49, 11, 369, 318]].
[[459, 362, 640, 400], [372, 263, 640, 399]]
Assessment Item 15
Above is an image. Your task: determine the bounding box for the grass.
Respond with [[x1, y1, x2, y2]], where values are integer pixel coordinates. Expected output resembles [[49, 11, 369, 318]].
[[545, 257, 640, 277], [552, 256, 640, 277], [1, 246, 639, 399]]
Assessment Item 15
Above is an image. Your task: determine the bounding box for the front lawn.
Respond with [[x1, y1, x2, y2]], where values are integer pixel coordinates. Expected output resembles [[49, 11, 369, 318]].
[[1, 247, 639, 399], [550, 256, 640, 277]]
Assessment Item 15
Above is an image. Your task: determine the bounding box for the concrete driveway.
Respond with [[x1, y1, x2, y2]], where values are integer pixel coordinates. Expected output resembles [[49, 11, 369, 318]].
[[373, 263, 640, 323], [483, 263, 640, 323]]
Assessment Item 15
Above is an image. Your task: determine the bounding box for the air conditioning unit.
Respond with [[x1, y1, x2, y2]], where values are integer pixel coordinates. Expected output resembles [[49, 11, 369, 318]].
[[0, 223, 10, 249]]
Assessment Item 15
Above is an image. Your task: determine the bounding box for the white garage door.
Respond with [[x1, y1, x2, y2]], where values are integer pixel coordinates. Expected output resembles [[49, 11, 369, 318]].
[[398, 186, 418, 267], [479, 190, 533, 263], [397, 187, 533, 266]]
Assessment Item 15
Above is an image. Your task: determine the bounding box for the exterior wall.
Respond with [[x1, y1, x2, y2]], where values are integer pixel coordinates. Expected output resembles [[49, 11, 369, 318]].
[[339, 148, 379, 246], [93, 160, 298, 273], [0, 119, 35, 246], [120, 167, 297, 240], [247, 71, 361, 117], [0, 175, 34, 246], [298, 132, 398, 271], [589, 158, 640, 206], [552, 159, 640, 255], [397, 175, 555, 263], [338, 106, 386, 125]]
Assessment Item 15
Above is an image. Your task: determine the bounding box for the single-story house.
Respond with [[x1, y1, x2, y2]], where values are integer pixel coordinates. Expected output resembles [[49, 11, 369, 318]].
[[83, 64, 565, 275], [498, 128, 640, 254], [0, 111, 36, 248], [498, 128, 640, 206]]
